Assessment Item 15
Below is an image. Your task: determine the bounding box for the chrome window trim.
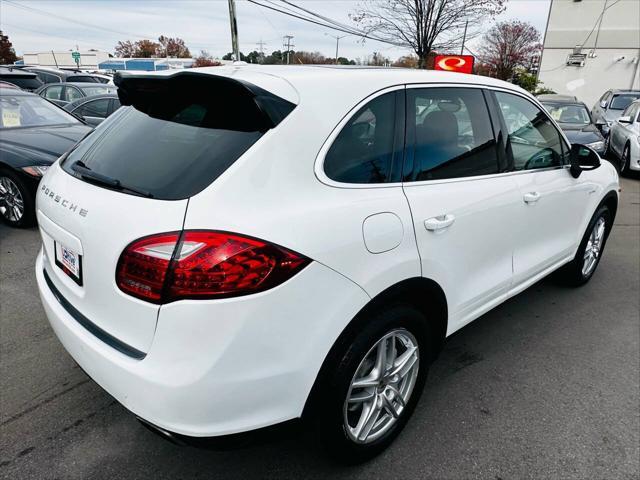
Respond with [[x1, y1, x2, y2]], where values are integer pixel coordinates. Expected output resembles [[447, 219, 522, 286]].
[[315, 82, 572, 190]]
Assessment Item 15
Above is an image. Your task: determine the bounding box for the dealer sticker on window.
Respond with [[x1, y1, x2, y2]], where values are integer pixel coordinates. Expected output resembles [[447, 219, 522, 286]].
[[54, 242, 83, 285]]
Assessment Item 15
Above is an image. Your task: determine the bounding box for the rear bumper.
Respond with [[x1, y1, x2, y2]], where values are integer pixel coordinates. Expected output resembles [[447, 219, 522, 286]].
[[36, 249, 369, 437]]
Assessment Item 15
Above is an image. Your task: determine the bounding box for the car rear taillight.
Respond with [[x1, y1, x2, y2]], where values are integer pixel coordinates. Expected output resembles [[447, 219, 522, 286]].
[[116, 231, 310, 304]]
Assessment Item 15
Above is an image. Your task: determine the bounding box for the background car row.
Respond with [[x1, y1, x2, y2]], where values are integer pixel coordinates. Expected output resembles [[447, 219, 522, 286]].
[[536, 89, 640, 175]]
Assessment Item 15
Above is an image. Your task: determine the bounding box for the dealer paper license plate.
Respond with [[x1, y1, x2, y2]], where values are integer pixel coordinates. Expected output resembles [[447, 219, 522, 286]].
[[54, 242, 82, 285]]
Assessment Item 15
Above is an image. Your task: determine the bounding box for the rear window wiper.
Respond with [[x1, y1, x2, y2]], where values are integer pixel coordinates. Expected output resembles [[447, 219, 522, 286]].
[[71, 161, 154, 198]]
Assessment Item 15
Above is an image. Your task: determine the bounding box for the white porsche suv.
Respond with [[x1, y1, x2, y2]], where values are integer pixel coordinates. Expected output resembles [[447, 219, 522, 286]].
[[35, 66, 619, 462]]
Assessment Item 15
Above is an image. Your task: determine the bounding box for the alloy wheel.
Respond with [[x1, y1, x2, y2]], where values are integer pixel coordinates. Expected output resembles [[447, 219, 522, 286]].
[[582, 216, 606, 277], [343, 329, 419, 444], [0, 176, 24, 223]]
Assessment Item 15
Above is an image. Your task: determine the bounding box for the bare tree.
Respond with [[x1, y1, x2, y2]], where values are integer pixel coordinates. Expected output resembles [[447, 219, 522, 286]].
[[477, 20, 541, 80], [351, 0, 505, 68]]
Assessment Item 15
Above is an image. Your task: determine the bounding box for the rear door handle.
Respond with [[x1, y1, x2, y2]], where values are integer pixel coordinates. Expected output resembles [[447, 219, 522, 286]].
[[523, 191, 541, 204], [424, 214, 455, 231]]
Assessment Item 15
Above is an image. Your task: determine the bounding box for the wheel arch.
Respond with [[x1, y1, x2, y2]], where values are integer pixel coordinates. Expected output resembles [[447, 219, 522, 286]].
[[601, 189, 618, 225], [302, 276, 448, 419]]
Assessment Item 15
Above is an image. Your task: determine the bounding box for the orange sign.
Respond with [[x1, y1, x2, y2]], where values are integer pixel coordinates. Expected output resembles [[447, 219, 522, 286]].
[[434, 55, 475, 74]]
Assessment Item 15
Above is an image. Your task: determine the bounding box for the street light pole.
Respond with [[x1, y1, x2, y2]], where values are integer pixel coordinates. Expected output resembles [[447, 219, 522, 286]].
[[460, 20, 468, 55], [228, 0, 240, 61], [325, 33, 349, 64]]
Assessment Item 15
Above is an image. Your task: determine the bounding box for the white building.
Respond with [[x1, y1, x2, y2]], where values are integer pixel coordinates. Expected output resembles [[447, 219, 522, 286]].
[[22, 50, 111, 69], [539, 0, 640, 107]]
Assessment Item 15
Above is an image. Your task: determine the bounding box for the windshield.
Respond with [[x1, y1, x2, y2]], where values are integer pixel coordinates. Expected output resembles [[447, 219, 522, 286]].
[[0, 76, 42, 91], [0, 94, 80, 128], [80, 85, 117, 96], [609, 94, 640, 110], [542, 103, 591, 124]]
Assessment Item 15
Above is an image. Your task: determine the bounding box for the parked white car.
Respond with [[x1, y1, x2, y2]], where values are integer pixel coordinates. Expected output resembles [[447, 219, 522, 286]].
[[607, 99, 640, 174], [35, 66, 620, 462]]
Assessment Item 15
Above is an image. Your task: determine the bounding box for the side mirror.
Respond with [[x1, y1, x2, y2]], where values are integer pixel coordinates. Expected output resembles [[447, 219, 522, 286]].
[[618, 115, 632, 124], [599, 100, 607, 109], [569, 144, 601, 178]]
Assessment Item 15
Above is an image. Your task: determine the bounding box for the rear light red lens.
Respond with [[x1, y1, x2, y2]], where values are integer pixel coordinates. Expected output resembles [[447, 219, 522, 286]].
[[116, 231, 311, 304]]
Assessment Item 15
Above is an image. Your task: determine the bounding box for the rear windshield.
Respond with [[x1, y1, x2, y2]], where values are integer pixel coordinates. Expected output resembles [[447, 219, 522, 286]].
[[0, 76, 42, 90], [79, 85, 116, 96], [61, 75, 294, 199], [67, 75, 100, 83]]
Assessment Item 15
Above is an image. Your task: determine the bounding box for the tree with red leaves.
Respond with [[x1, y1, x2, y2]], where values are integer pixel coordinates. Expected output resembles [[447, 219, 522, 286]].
[[193, 51, 221, 67], [478, 20, 541, 80], [0, 31, 18, 64], [158, 36, 191, 58]]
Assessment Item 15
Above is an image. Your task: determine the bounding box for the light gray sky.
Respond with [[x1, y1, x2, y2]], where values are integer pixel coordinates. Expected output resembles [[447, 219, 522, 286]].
[[0, 0, 551, 61]]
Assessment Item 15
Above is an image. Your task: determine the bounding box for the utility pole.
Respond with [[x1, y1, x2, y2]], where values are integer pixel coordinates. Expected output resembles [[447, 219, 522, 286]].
[[325, 33, 349, 64], [256, 39, 266, 63], [282, 35, 294, 65], [460, 20, 468, 55], [228, 0, 240, 62]]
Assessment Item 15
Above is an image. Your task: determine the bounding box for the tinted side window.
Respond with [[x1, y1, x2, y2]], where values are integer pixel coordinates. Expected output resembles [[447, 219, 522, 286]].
[[406, 87, 498, 181], [44, 85, 63, 100], [324, 91, 400, 184], [75, 98, 110, 118], [495, 92, 567, 171]]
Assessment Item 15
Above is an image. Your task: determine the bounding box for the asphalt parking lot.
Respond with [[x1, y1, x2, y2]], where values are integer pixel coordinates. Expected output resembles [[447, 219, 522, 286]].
[[1, 174, 638, 480]]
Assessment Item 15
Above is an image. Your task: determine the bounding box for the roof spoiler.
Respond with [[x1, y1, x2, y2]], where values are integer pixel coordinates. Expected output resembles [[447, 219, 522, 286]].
[[114, 71, 295, 131]]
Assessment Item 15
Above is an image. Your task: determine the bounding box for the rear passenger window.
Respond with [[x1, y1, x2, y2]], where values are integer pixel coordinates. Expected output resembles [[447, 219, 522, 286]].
[[406, 87, 498, 181], [65, 87, 83, 102], [324, 91, 400, 184], [44, 85, 63, 100], [495, 91, 567, 171]]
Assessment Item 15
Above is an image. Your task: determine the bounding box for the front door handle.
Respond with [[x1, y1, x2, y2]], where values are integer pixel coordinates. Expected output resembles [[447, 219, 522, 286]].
[[424, 214, 455, 231], [523, 191, 541, 204]]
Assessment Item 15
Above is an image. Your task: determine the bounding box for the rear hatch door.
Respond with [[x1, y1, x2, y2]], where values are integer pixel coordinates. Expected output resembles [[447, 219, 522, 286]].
[[37, 70, 296, 357]]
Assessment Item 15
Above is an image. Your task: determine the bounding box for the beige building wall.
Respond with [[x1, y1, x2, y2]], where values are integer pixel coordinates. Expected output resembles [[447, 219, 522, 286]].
[[539, 0, 640, 107], [22, 50, 111, 69]]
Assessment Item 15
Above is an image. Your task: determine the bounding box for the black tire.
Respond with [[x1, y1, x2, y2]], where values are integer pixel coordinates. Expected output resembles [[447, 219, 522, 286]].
[[310, 304, 430, 464], [557, 205, 612, 287], [620, 143, 630, 176], [604, 135, 612, 159], [0, 169, 36, 228]]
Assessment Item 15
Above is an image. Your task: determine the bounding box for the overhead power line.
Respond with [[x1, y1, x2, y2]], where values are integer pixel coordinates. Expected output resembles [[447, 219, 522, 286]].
[[245, 0, 405, 47], [3, 0, 156, 40]]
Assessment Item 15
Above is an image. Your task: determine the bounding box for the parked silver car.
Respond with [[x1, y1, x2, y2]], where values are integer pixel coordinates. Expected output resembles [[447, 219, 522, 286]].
[[606, 99, 640, 174], [591, 89, 640, 137]]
